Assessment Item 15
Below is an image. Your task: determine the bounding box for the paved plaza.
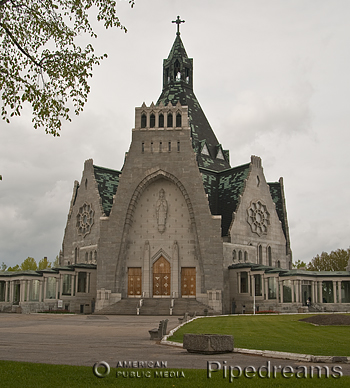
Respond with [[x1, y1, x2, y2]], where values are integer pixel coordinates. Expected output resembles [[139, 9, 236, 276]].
[[0, 313, 349, 375]]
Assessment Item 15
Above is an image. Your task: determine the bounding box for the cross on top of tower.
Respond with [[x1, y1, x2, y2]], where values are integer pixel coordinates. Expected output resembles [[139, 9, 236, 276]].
[[172, 16, 185, 35]]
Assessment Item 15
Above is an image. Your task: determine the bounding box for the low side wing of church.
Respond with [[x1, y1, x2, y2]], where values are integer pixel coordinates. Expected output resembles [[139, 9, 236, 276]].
[[1, 26, 350, 315]]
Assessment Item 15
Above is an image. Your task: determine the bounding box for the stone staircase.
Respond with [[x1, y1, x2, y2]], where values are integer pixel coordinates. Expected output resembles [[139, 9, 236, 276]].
[[94, 298, 216, 316]]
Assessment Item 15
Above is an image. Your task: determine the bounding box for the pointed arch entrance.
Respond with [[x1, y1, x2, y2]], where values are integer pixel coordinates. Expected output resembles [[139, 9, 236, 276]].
[[153, 256, 171, 297]]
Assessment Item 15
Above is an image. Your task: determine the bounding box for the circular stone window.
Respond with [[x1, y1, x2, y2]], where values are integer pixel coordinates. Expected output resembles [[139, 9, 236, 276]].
[[247, 200, 270, 236], [76, 203, 94, 237]]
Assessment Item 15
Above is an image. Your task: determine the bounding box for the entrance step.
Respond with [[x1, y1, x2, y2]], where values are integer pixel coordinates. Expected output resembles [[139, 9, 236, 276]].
[[94, 298, 216, 316]]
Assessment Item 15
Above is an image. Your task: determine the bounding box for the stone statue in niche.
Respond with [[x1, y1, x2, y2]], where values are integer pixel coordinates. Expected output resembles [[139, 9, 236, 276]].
[[156, 188, 168, 233]]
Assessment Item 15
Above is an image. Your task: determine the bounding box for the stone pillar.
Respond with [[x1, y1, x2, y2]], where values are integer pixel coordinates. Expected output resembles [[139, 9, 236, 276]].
[[332, 280, 337, 303], [275, 277, 279, 302], [9, 280, 14, 302], [291, 281, 295, 303], [318, 281, 323, 303], [172, 241, 179, 298], [55, 278, 59, 299], [5, 281, 9, 302], [264, 277, 268, 300], [86, 272, 90, 293], [295, 280, 300, 303], [338, 281, 342, 304], [20, 280, 25, 302], [247, 273, 251, 295], [26, 280, 31, 301], [39, 280, 43, 302], [311, 281, 315, 303], [43, 278, 47, 300], [143, 241, 150, 298], [72, 274, 76, 296], [250, 275, 255, 296], [60, 275, 63, 297], [279, 281, 284, 303], [237, 273, 241, 294]]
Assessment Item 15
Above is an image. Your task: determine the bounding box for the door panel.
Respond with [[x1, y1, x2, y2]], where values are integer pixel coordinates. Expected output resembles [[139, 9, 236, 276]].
[[153, 256, 171, 296], [128, 267, 142, 296], [181, 267, 196, 296]]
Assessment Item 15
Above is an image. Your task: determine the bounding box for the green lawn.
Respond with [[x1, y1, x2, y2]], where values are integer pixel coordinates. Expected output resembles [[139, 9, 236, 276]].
[[168, 314, 350, 356], [0, 361, 349, 388]]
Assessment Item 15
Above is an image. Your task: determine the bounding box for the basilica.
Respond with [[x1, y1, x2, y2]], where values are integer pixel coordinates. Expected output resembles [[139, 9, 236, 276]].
[[1, 21, 350, 315]]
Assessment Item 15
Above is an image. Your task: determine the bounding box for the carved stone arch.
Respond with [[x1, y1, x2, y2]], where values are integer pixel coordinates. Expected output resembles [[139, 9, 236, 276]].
[[114, 169, 204, 294]]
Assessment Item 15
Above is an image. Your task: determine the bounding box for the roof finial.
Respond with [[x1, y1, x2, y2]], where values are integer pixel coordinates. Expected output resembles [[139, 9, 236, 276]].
[[172, 15, 185, 36]]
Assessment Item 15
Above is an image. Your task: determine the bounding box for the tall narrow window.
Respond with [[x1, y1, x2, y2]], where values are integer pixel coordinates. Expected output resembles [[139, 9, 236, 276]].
[[238, 250, 242, 262], [151, 142, 153, 152], [176, 113, 182, 127], [168, 141, 171, 151], [141, 114, 147, 128], [177, 141, 180, 152], [85, 252, 88, 263], [268, 246, 272, 266], [159, 113, 164, 128], [167, 113, 173, 127], [159, 141, 162, 152], [150, 114, 155, 128], [258, 245, 262, 264], [141, 142, 144, 153], [244, 251, 248, 262]]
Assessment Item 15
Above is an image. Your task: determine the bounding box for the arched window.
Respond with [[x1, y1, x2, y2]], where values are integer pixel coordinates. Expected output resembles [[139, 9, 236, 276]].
[[232, 250, 236, 262], [141, 142, 144, 153], [75, 248, 79, 264], [94, 251, 97, 263], [277, 260, 281, 268], [176, 113, 182, 127], [258, 245, 262, 264], [89, 251, 92, 264], [85, 179, 88, 189], [150, 113, 155, 128], [238, 250, 242, 262], [177, 141, 180, 152], [167, 113, 173, 127], [174, 60, 181, 80], [159, 113, 164, 128], [141, 114, 147, 128], [268, 246, 272, 266], [244, 251, 248, 262], [85, 252, 88, 263]]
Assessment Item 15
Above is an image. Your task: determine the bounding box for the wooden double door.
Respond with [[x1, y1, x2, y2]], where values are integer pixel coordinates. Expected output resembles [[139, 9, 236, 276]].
[[153, 256, 171, 296]]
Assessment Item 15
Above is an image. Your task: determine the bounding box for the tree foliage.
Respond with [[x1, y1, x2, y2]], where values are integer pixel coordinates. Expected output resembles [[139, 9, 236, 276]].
[[38, 256, 52, 270], [293, 259, 307, 269], [307, 249, 350, 272], [4, 256, 52, 271], [0, 0, 135, 136], [20, 256, 38, 270]]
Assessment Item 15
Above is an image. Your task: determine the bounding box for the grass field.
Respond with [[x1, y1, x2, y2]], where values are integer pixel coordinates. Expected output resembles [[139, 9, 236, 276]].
[[168, 314, 350, 356], [0, 361, 349, 388]]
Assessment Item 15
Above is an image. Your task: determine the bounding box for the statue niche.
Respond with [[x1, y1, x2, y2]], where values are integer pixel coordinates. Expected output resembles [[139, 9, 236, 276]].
[[156, 188, 168, 233]]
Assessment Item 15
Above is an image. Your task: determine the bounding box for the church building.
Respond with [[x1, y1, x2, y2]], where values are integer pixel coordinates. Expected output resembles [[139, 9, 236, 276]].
[[1, 19, 350, 315]]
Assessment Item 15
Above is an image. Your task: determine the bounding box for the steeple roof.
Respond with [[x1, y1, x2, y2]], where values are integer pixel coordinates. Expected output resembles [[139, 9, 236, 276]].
[[157, 34, 231, 171]]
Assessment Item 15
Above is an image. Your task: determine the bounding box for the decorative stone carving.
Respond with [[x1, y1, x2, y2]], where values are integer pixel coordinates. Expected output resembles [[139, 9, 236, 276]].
[[76, 202, 94, 237], [156, 188, 168, 233], [247, 200, 270, 236]]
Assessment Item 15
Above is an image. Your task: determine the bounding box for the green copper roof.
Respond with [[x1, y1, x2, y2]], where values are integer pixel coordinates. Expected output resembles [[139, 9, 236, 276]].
[[200, 163, 251, 236], [93, 165, 121, 216]]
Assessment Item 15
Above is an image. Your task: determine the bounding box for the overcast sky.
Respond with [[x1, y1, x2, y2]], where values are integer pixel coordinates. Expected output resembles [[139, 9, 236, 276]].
[[1, 0, 349, 267]]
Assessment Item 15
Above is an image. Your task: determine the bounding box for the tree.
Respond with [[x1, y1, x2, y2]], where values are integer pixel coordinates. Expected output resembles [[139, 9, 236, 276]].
[[53, 255, 60, 267], [7, 264, 20, 271], [293, 259, 307, 269], [0, 0, 135, 136], [1, 261, 7, 270], [38, 256, 51, 270], [307, 249, 350, 272], [20, 257, 38, 270]]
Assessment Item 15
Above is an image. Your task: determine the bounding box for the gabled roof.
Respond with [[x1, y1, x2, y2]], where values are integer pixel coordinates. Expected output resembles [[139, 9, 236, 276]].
[[200, 162, 251, 236], [93, 165, 121, 216]]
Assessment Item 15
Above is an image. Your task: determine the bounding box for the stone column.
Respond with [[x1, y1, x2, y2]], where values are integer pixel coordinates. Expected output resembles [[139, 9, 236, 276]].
[[279, 281, 284, 303], [332, 280, 337, 303], [86, 272, 90, 293], [43, 278, 47, 300], [172, 241, 179, 298], [72, 274, 76, 296], [143, 241, 150, 298], [275, 277, 279, 302], [59, 275, 63, 297], [250, 275, 255, 296], [20, 280, 25, 302], [5, 281, 9, 302], [9, 280, 14, 302], [39, 280, 43, 302], [237, 273, 241, 294], [264, 277, 269, 300], [247, 273, 251, 295], [55, 278, 59, 299], [318, 281, 323, 303], [291, 281, 295, 303], [338, 281, 342, 304], [311, 280, 315, 303], [26, 280, 31, 301], [295, 280, 300, 303]]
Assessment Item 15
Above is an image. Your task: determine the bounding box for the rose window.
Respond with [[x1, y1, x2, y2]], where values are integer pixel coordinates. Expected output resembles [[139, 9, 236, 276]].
[[76, 203, 94, 237], [247, 200, 270, 236]]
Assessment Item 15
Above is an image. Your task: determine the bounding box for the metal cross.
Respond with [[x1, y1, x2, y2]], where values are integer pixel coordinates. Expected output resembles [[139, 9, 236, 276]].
[[172, 16, 185, 35]]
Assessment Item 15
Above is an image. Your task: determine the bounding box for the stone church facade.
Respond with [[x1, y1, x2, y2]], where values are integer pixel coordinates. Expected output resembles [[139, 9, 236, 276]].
[[1, 27, 350, 315]]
